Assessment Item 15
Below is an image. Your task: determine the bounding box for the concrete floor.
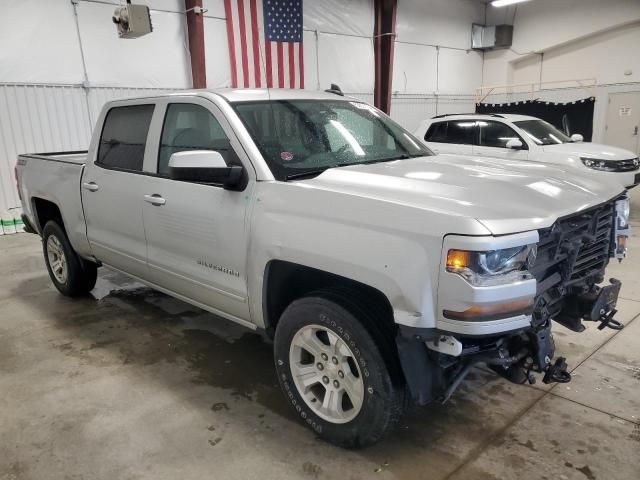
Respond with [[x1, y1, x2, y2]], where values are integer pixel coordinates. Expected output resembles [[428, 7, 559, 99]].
[[1, 221, 640, 480]]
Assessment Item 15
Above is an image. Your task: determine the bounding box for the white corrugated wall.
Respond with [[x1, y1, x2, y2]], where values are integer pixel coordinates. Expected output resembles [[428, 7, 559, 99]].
[[0, 83, 182, 215], [0, 84, 89, 214]]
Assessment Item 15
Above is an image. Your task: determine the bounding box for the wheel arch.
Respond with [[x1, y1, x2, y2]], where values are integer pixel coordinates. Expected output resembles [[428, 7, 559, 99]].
[[262, 260, 396, 338], [31, 197, 64, 233]]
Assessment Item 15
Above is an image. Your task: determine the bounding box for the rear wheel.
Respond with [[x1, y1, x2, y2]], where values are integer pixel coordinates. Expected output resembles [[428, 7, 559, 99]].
[[42, 221, 97, 296], [274, 289, 406, 447]]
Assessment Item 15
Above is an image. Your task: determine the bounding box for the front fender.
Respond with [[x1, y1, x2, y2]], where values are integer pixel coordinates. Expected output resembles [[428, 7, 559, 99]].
[[246, 182, 488, 329]]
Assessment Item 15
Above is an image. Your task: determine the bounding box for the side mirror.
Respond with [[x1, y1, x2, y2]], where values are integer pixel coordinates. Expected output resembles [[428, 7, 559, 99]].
[[505, 138, 524, 149], [571, 133, 584, 142], [169, 150, 244, 189]]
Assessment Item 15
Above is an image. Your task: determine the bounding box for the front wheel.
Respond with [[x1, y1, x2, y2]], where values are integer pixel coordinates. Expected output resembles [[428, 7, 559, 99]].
[[42, 221, 97, 296], [274, 290, 406, 448]]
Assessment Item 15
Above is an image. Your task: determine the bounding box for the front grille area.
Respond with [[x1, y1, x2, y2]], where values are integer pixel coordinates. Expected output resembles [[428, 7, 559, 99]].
[[529, 199, 617, 326], [615, 158, 640, 172]]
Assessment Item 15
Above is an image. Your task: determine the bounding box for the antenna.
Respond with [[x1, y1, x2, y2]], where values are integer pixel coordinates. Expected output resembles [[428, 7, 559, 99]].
[[324, 84, 344, 96], [256, 30, 280, 166], [256, 33, 272, 100]]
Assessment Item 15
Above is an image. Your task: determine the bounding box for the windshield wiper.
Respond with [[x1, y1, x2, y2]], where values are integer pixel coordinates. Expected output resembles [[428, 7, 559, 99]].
[[285, 169, 328, 180], [380, 154, 413, 161], [285, 154, 424, 181], [359, 154, 418, 163]]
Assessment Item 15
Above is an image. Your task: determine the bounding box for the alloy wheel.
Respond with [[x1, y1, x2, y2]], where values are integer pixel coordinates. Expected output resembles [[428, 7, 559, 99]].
[[47, 235, 68, 284], [289, 324, 365, 424]]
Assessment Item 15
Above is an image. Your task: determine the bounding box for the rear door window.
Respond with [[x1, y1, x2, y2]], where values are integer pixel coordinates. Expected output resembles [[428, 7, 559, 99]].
[[97, 105, 154, 171], [445, 120, 477, 144], [425, 120, 476, 144]]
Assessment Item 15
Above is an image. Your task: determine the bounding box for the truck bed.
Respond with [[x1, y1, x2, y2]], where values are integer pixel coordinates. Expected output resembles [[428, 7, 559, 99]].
[[17, 150, 91, 257], [18, 150, 88, 166]]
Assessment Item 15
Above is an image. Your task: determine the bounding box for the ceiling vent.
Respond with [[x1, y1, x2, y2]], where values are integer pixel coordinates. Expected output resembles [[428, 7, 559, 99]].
[[471, 24, 513, 50]]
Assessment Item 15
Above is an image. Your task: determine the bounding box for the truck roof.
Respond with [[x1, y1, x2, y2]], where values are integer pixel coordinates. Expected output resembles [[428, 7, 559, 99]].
[[213, 88, 354, 103], [115, 88, 356, 104]]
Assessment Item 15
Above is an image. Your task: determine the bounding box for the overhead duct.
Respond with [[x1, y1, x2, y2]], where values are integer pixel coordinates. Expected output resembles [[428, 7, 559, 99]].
[[471, 24, 513, 50]]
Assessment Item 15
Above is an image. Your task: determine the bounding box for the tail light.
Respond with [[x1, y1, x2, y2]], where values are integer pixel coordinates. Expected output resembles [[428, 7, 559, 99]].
[[14, 165, 21, 200]]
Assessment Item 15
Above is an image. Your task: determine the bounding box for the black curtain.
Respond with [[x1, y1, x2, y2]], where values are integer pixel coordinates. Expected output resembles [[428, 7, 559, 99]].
[[476, 97, 595, 141]]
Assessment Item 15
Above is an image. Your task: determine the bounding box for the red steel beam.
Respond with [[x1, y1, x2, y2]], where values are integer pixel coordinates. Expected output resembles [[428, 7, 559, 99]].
[[374, 0, 397, 114], [185, 0, 207, 88]]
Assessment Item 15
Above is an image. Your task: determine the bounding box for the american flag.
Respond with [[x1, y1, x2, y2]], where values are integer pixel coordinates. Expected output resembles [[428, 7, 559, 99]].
[[223, 0, 304, 89]]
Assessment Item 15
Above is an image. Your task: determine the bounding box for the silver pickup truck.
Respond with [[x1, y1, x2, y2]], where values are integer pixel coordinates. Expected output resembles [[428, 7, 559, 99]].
[[16, 89, 631, 447]]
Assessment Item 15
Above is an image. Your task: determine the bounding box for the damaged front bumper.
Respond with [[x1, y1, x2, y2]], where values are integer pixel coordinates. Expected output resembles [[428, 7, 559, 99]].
[[397, 277, 623, 405], [398, 195, 629, 405]]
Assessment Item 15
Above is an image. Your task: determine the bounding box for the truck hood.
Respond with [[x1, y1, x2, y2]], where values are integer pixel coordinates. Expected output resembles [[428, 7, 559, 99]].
[[299, 154, 624, 235], [542, 142, 638, 160]]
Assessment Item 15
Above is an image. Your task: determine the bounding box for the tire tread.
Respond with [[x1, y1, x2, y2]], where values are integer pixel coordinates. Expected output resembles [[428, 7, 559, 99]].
[[42, 221, 97, 296], [274, 287, 407, 447]]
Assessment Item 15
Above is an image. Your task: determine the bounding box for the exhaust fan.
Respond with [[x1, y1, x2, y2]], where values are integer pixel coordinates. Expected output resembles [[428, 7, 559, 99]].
[[471, 24, 513, 50], [113, 3, 153, 39]]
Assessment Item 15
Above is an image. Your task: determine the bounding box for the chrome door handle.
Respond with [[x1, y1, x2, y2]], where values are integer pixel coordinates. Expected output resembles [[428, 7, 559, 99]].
[[144, 194, 166, 206], [83, 182, 99, 192]]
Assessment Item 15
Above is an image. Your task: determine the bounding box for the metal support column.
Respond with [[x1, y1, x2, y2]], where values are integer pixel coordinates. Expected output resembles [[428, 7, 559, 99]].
[[185, 0, 207, 88], [374, 0, 397, 114]]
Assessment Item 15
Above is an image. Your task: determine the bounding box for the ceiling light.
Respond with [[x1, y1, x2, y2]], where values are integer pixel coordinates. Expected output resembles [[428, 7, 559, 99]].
[[491, 0, 531, 7]]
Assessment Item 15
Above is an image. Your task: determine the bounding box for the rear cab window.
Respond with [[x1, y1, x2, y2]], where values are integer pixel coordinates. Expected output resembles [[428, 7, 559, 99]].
[[97, 104, 155, 171], [424, 120, 476, 145]]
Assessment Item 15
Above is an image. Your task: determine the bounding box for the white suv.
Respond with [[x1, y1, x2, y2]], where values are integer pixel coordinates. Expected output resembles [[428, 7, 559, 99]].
[[416, 113, 640, 188]]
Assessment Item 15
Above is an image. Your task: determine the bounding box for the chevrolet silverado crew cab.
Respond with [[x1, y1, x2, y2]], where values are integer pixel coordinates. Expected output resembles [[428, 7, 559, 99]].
[[416, 113, 640, 189], [16, 89, 631, 447]]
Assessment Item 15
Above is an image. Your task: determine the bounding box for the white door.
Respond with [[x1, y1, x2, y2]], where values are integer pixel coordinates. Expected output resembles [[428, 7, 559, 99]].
[[82, 103, 156, 278], [423, 120, 475, 155], [141, 98, 253, 322], [605, 92, 640, 155], [473, 120, 529, 161]]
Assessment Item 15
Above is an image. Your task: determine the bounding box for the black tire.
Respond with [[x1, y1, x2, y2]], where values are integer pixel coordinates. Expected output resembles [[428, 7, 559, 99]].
[[42, 221, 97, 297], [274, 289, 406, 448]]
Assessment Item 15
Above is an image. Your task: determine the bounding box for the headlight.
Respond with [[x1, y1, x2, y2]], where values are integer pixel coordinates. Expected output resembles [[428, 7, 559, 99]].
[[581, 157, 640, 172], [581, 157, 613, 171], [615, 196, 631, 260], [617, 196, 630, 228], [446, 245, 536, 286]]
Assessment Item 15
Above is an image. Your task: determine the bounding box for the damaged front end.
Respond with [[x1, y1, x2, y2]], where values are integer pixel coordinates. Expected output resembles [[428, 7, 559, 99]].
[[398, 194, 631, 405]]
